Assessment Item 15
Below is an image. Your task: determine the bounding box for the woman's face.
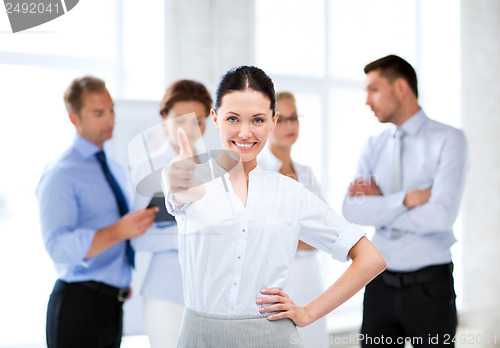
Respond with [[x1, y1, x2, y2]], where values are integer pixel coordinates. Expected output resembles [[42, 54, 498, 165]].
[[163, 100, 207, 150], [269, 97, 299, 148], [213, 90, 276, 165]]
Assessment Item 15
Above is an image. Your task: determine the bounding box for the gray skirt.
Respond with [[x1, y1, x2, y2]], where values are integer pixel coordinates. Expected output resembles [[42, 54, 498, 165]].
[[176, 307, 304, 348]]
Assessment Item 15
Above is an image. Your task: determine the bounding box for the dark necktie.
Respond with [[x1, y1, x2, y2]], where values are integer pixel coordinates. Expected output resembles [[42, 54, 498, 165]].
[[95, 150, 135, 268]]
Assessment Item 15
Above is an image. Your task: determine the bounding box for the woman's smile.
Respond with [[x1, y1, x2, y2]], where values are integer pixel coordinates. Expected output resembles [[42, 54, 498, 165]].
[[231, 140, 257, 150]]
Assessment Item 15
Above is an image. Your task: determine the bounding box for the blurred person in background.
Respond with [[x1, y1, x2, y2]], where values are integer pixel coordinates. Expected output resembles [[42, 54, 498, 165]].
[[343, 55, 468, 347], [131, 79, 212, 348], [37, 76, 157, 348]]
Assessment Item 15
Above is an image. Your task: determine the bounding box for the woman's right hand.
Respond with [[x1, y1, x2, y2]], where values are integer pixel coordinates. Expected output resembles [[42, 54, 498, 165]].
[[164, 127, 205, 205]]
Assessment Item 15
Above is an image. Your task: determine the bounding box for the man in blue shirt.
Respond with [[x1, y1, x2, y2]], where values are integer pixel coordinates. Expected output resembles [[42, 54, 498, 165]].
[[343, 55, 468, 347], [37, 76, 158, 348]]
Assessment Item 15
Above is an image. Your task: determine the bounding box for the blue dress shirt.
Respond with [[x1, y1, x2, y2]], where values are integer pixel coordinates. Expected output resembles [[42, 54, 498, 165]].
[[37, 134, 132, 288], [343, 109, 468, 271]]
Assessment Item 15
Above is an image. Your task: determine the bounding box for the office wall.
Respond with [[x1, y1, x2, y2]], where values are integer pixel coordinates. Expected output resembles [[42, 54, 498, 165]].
[[461, 0, 500, 343], [163, 0, 254, 90]]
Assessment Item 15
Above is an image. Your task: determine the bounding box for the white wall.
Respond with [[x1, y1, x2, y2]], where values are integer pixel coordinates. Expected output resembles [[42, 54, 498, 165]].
[[163, 0, 254, 91], [461, 0, 500, 342]]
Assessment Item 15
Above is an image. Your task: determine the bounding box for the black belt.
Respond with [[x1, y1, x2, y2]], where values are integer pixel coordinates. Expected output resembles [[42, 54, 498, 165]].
[[378, 263, 453, 288], [78, 281, 130, 302]]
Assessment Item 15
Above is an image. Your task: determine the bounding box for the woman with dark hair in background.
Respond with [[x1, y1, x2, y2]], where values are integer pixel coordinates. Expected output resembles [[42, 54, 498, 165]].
[[258, 91, 328, 348], [163, 66, 386, 347], [131, 79, 212, 348]]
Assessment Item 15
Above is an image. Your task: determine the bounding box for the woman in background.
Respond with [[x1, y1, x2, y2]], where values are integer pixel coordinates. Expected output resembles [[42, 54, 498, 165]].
[[258, 91, 328, 348], [131, 79, 212, 348]]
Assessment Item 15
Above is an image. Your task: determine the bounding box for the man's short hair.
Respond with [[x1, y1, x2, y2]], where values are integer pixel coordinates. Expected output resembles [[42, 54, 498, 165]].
[[364, 55, 418, 98], [64, 76, 107, 115]]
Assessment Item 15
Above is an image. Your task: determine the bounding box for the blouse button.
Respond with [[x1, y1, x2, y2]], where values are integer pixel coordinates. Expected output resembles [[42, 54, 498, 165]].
[[242, 229, 246, 233]]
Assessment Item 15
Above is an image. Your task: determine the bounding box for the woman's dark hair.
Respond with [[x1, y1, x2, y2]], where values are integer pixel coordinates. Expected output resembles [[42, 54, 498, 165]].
[[214, 66, 276, 115], [159, 79, 213, 118], [364, 55, 419, 98]]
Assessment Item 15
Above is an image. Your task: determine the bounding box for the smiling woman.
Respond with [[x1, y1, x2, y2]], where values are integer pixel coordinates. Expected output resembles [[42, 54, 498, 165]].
[[162, 65, 386, 348], [211, 66, 277, 171], [212, 89, 276, 170]]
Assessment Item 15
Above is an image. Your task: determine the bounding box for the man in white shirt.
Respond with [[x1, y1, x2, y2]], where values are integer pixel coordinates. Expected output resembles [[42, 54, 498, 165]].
[[343, 55, 468, 347]]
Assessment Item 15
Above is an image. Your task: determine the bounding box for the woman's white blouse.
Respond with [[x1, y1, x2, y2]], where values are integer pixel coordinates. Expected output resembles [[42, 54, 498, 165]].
[[165, 160, 364, 316]]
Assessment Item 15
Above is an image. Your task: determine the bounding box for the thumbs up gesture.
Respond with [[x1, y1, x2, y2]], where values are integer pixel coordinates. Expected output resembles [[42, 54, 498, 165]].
[[162, 128, 205, 205], [176, 126, 194, 159]]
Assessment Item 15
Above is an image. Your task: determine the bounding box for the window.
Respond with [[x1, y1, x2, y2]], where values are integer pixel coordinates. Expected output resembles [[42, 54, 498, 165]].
[[255, 0, 325, 77], [0, 64, 90, 347], [328, 0, 417, 80], [0, 1, 165, 345], [0, 1, 117, 59]]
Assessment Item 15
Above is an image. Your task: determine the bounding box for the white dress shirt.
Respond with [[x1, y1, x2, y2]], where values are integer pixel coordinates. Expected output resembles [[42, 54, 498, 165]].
[[343, 109, 468, 271], [258, 147, 329, 348], [166, 159, 365, 316]]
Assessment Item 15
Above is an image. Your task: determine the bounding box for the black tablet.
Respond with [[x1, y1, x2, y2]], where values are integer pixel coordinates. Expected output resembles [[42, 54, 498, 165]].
[[147, 195, 176, 223]]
